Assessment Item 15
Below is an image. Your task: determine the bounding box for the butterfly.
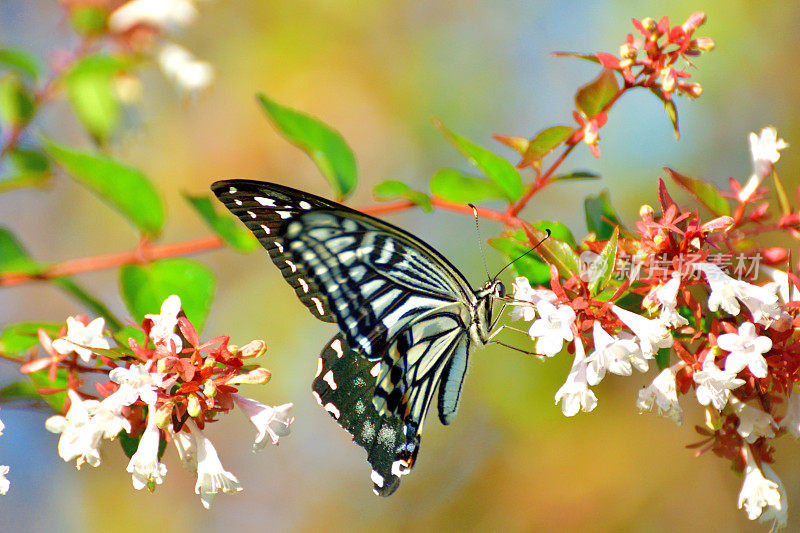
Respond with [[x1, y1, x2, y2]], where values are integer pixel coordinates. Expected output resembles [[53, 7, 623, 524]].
[[212, 179, 506, 496]]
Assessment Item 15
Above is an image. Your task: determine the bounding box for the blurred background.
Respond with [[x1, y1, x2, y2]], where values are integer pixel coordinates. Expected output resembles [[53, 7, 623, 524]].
[[1, 1, 799, 531]]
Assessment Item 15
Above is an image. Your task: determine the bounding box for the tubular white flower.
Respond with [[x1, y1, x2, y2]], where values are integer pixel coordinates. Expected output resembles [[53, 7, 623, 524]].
[[717, 322, 772, 378], [109, 0, 198, 33], [232, 394, 294, 450], [759, 464, 788, 532], [554, 337, 598, 417], [761, 266, 800, 304], [692, 358, 745, 411], [52, 317, 111, 363], [730, 397, 778, 443], [158, 43, 214, 93], [145, 294, 183, 351], [188, 420, 242, 509], [611, 305, 673, 357], [126, 412, 167, 490], [739, 127, 788, 202], [91, 395, 132, 440], [738, 445, 783, 521], [644, 272, 689, 328], [45, 390, 103, 469], [171, 428, 197, 471], [527, 301, 575, 357], [694, 263, 782, 326], [0, 465, 8, 495], [584, 322, 641, 386], [510, 277, 556, 322], [636, 367, 683, 425], [781, 387, 800, 439], [109, 362, 164, 406]]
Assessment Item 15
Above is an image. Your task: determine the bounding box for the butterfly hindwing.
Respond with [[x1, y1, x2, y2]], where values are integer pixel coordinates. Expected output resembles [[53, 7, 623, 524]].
[[312, 333, 419, 496]]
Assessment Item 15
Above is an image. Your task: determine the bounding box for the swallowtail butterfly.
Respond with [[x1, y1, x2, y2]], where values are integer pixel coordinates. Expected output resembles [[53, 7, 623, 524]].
[[212, 180, 506, 496]]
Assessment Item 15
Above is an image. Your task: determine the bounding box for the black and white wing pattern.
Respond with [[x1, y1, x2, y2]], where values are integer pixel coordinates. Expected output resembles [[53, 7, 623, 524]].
[[212, 179, 498, 496]]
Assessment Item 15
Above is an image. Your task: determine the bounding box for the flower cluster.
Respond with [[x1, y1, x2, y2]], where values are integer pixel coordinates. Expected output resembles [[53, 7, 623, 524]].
[[22, 295, 293, 509], [510, 126, 795, 529], [103, 0, 213, 94]]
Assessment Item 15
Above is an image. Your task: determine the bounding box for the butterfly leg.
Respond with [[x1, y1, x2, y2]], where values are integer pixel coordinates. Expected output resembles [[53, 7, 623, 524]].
[[486, 339, 547, 360]]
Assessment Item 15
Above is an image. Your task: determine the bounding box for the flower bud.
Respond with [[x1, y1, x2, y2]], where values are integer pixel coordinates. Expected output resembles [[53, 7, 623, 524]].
[[155, 401, 174, 429], [227, 344, 239, 356], [157, 357, 177, 374], [681, 11, 706, 33], [661, 67, 676, 93], [639, 204, 654, 218], [202, 357, 216, 370], [203, 378, 217, 397], [641, 17, 657, 32], [682, 82, 702, 98], [187, 394, 202, 417], [227, 367, 272, 385], [619, 42, 637, 59], [693, 37, 715, 51], [239, 340, 267, 359]]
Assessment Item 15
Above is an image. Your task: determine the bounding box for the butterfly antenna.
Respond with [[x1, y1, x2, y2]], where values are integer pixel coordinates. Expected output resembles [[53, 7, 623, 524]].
[[469, 204, 491, 280], [492, 228, 551, 281]]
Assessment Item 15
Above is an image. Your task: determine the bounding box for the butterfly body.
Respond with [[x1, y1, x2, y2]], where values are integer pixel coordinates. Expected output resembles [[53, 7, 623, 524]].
[[212, 179, 504, 495]]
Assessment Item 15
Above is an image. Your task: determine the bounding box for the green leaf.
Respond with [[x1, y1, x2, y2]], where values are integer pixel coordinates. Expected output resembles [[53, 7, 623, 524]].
[[532, 220, 576, 248], [28, 367, 68, 412], [119, 258, 216, 333], [70, 6, 108, 35], [552, 51, 601, 64], [372, 180, 431, 212], [429, 168, 506, 204], [575, 68, 619, 118], [0, 47, 42, 80], [0, 148, 52, 192], [184, 194, 258, 252], [0, 73, 34, 128], [434, 121, 523, 202], [664, 167, 730, 217], [43, 137, 165, 236], [488, 232, 551, 285], [520, 126, 573, 166], [0, 381, 44, 404], [0, 322, 60, 357], [588, 226, 618, 296], [655, 347, 671, 370], [65, 54, 129, 143], [584, 190, 623, 240], [0, 227, 122, 329], [113, 326, 145, 355], [550, 170, 600, 182], [523, 225, 581, 280], [256, 93, 357, 198]]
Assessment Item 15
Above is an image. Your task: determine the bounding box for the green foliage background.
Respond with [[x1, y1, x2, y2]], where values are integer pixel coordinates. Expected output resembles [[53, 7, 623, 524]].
[[1, 1, 798, 531]]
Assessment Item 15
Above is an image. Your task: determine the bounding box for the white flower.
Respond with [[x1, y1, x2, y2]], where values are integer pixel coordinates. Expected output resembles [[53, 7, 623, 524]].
[[158, 43, 214, 93], [109, 0, 198, 33], [45, 390, 103, 468], [611, 304, 673, 357], [694, 263, 782, 326], [781, 387, 800, 439], [584, 322, 641, 385], [717, 322, 772, 378], [761, 266, 799, 304], [644, 273, 689, 328], [759, 464, 788, 532], [738, 445, 783, 521], [554, 337, 598, 416], [145, 294, 183, 351], [109, 362, 164, 406], [692, 358, 745, 410], [509, 277, 556, 322], [232, 394, 294, 450], [126, 412, 167, 490], [91, 395, 132, 440], [189, 420, 242, 509], [0, 465, 8, 495], [171, 428, 197, 471], [739, 127, 788, 202], [636, 367, 683, 425], [730, 397, 777, 443], [52, 317, 111, 363], [0, 416, 4, 436], [527, 301, 575, 357]]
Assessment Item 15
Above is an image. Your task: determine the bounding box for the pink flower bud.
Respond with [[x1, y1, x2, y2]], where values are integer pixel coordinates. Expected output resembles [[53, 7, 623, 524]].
[[681, 11, 706, 33], [693, 37, 715, 51], [227, 368, 272, 385], [239, 340, 267, 359]]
